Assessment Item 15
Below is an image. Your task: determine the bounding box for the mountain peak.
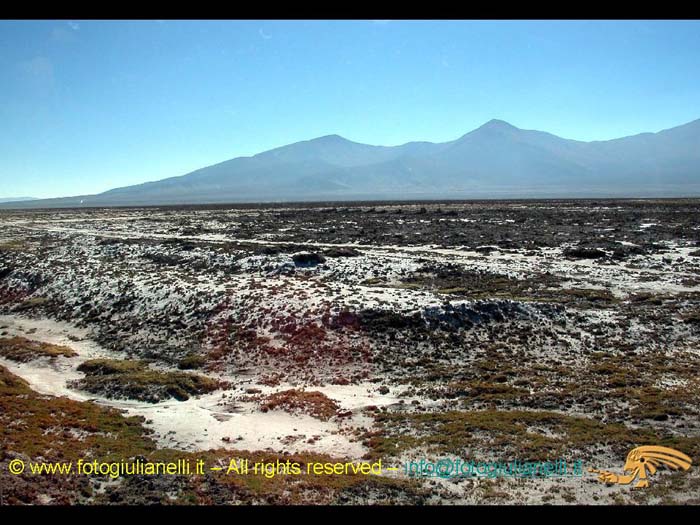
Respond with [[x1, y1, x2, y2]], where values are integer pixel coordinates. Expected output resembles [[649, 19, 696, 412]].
[[455, 119, 519, 141], [314, 134, 350, 143], [478, 119, 518, 131]]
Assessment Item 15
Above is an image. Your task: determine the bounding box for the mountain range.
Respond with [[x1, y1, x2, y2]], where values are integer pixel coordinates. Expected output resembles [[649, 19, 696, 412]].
[[4, 118, 700, 208]]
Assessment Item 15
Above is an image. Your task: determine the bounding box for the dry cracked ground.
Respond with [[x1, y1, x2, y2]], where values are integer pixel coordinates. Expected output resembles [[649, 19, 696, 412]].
[[1, 199, 700, 505]]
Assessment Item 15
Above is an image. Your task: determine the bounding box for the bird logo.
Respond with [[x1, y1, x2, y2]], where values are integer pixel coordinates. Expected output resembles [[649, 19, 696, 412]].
[[589, 446, 692, 488]]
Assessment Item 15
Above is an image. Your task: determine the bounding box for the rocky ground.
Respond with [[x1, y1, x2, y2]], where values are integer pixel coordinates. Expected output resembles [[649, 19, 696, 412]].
[[1, 199, 700, 505]]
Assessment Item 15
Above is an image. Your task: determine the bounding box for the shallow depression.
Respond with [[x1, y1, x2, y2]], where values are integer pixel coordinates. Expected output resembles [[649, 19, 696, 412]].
[[0, 314, 374, 459]]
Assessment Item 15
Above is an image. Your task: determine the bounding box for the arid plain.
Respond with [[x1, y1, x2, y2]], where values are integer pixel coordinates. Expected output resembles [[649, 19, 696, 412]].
[[1, 199, 700, 504]]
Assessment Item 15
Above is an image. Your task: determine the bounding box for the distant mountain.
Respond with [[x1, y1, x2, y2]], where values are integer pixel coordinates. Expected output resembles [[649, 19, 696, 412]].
[[4, 119, 700, 209], [0, 197, 37, 204]]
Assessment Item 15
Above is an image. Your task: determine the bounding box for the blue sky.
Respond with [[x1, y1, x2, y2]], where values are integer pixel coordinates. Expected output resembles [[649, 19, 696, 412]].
[[1, 20, 699, 198]]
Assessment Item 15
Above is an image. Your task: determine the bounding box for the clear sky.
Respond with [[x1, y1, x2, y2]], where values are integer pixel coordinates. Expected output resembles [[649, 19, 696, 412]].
[[1, 19, 699, 198]]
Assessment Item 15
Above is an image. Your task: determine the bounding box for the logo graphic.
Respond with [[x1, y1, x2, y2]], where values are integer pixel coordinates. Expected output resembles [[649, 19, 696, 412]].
[[589, 446, 692, 488]]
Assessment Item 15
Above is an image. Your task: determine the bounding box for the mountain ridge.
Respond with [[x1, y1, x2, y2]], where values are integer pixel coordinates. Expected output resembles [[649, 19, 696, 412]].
[[4, 118, 700, 209]]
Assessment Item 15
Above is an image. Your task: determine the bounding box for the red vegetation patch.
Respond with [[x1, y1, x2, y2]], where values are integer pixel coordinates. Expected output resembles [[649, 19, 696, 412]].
[[201, 287, 374, 383], [260, 389, 340, 421], [259, 372, 283, 386], [0, 284, 31, 306]]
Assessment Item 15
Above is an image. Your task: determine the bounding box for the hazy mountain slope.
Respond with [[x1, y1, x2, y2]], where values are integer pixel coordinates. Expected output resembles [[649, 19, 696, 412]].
[[424, 120, 594, 186], [0, 197, 37, 204], [581, 119, 700, 184]]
